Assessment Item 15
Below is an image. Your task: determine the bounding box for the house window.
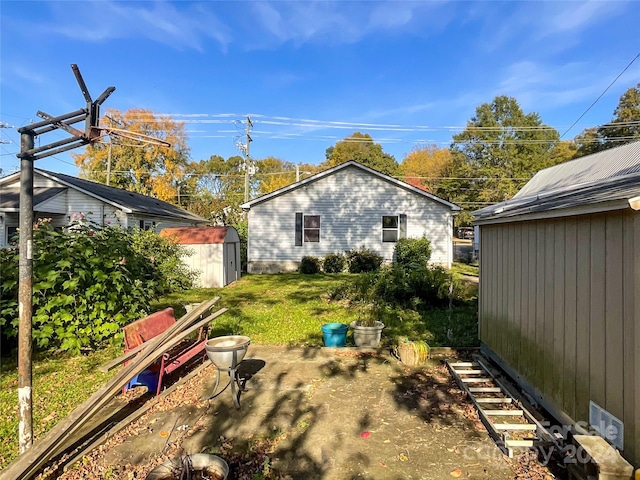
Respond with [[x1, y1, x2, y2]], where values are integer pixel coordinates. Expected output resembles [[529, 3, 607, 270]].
[[6, 226, 18, 244], [304, 215, 320, 242], [139, 220, 156, 231], [382, 214, 407, 243], [382, 216, 398, 242], [295, 213, 320, 245]]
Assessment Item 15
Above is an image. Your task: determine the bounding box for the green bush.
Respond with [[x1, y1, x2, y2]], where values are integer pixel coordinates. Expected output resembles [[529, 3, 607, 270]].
[[323, 253, 346, 273], [394, 236, 432, 269], [0, 218, 195, 354], [346, 247, 383, 273], [131, 227, 198, 292], [299, 256, 321, 274]]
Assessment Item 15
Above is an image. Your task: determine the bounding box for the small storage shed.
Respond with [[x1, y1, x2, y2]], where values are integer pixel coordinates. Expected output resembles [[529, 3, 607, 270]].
[[160, 226, 241, 288], [473, 141, 640, 468]]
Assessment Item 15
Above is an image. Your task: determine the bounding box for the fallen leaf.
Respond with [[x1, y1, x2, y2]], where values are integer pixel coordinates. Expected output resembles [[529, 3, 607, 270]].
[[360, 431, 371, 439], [379, 462, 387, 467], [159, 431, 169, 438], [450, 468, 462, 477]]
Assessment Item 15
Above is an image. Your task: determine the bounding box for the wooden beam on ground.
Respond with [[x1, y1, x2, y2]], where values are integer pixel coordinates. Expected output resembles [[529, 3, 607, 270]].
[[0, 301, 225, 480]]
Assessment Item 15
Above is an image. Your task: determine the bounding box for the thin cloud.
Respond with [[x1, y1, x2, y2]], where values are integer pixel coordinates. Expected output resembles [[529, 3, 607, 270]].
[[43, 1, 232, 52], [248, 1, 449, 47]]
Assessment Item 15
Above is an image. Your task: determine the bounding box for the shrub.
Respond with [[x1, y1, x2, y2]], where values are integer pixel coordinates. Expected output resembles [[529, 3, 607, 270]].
[[299, 256, 321, 274], [346, 247, 383, 273], [394, 236, 432, 269], [0, 219, 195, 354], [323, 253, 346, 273], [131, 227, 198, 292]]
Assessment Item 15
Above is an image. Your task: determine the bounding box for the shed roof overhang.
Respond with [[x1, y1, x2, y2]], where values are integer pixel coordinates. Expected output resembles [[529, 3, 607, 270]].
[[473, 173, 640, 226]]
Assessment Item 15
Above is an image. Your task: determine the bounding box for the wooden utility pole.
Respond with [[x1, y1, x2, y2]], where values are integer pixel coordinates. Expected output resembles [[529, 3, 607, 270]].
[[17, 131, 34, 453], [15, 64, 114, 452], [244, 115, 252, 203]]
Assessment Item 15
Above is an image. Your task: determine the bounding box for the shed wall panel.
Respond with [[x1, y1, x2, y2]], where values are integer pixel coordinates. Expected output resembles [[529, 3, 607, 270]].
[[479, 209, 639, 467]]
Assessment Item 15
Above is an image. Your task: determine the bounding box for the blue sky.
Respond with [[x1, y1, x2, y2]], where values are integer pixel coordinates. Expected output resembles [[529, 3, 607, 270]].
[[1, 1, 639, 177]]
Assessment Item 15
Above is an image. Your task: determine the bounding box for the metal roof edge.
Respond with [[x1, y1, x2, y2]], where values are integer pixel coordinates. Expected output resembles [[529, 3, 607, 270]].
[[474, 199, 632, 225]]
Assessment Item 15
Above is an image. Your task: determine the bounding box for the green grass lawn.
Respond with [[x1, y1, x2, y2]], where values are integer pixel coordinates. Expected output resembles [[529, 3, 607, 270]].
[[0, 271, 479, 467]]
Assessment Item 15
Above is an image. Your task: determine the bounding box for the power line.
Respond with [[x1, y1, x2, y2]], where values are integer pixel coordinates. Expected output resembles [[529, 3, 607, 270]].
[[561, 52, 640, 139]]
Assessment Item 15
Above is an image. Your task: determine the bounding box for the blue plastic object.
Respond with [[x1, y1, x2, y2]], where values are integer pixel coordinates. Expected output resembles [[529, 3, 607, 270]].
[[127, 368, 159, 393], [321, 323, 348, 347]]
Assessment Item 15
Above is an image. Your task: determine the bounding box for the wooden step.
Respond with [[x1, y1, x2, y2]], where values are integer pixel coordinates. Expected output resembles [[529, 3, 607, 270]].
[[505, 439, 536, 448], [493, 423, 537, 431], [453, 369, 484, 375], [449, 362, 479, 368], [469, 387, 502, 393], [476, 397, 512, 403], [460, 377, 492, 383], [482, 409, 524, 416]]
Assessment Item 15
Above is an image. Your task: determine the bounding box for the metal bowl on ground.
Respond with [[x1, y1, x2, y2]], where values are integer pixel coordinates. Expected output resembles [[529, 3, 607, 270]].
[[205, 335, 251, 369], [145, 453, 229, 480]]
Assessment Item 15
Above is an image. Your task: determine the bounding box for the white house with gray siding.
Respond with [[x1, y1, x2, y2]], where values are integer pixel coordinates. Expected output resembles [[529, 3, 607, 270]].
[[473, 140, 640, 468], [0, 169, 207, 246], [241, 161, 460, 273]]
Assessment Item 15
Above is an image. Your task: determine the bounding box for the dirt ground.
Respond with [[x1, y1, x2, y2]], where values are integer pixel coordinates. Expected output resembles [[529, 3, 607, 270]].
[[38, 346, 559, 480]]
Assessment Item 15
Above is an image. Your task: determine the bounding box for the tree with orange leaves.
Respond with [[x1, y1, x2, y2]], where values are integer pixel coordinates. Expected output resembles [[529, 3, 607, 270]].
[[400, 144, 453, 194], [72, 108, 192, 203]]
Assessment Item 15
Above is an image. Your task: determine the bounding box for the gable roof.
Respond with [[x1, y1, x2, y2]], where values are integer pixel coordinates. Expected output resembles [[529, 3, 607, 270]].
[[473, 140, 640, 223], [0, 169, 207, 222], [240, 161, 460, 211]]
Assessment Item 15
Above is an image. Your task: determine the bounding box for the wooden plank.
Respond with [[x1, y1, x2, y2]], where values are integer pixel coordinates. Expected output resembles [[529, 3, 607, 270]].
[[504, 439, 535, 448], [535, 222, 546, 393], [622, 211, 638, 467], [99, 298, 220, 372], [460, 377, 492, 383], [476, 397, 513, 404], [513, 223, 522, 373], [453, 369, 483, 374], [633, 212, 640, 467], [604, 213, 624, 423], [449, 362, 479, 368], [563, 216, 578, 420], [552, 220, 565, 407], [0, 306, 226, 480], [526, 221, 537, 384], [575, 217, 591, 423], [469, 387, 502, 393], [482, 409, 524, 416], [519, 221, 529, 381], [589, 214, 606, 408], [63, 361, 209, 471], [543, 221, 555, 399], [493, 423, 537, 431]]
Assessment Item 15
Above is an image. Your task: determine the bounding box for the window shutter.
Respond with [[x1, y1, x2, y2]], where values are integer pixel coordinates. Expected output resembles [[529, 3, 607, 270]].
[[399, 214, 407, 238], [295, 212, 303, 246]]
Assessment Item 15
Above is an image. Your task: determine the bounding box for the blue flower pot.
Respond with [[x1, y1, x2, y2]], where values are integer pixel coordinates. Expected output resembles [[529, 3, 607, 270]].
[[321, 323, 348, 347]]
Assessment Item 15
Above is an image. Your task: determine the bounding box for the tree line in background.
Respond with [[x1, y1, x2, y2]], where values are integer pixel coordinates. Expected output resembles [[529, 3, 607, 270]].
[[73, 83, 640, 227]]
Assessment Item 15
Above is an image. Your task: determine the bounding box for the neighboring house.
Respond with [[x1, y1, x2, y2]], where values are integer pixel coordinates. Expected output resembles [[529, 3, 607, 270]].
[[240, 161, 460, 273], [473, 140, 640, 467], [0, 169, 207, 247], [159, 226, 241, 288]]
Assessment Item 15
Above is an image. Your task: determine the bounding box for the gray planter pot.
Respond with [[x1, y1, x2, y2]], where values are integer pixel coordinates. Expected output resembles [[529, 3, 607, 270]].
[[349, 320, 385, 348]]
